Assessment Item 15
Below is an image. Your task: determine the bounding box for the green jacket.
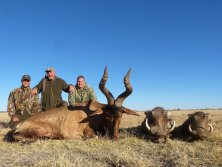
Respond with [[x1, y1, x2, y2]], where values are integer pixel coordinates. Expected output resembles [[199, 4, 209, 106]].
[[34, 76, 70, 111]]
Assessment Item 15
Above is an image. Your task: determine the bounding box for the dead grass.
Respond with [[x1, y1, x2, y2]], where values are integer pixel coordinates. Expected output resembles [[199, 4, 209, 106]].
[[0, 112, 10, 123], [0, 109, 221, 167]]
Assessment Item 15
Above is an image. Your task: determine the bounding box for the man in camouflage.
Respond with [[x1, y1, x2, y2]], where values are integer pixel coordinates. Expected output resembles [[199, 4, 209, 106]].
[[68, 75, 97, 105], [32, 67, 75, 111], [7, 75, 41, 128]]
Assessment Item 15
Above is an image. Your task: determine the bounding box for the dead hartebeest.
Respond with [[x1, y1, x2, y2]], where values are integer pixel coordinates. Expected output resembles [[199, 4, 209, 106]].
[[94, 66, 139, 139], [5, 67, 139, 142]]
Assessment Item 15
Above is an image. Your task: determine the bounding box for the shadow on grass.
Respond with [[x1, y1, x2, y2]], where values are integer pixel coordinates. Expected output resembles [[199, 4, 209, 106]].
[[119, 126, 148, 140]]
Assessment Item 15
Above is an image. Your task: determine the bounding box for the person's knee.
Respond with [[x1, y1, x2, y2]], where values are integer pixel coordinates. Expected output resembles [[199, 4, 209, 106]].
[[8, 121, 18, 129]]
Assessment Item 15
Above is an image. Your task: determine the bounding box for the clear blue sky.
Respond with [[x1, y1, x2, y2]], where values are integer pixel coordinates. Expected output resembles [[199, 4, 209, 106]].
[[0, 0, 222, 111]]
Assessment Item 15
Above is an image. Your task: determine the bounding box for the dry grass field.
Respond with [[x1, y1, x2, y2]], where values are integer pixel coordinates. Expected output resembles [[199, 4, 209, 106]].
[[0, 109, 221, 167]]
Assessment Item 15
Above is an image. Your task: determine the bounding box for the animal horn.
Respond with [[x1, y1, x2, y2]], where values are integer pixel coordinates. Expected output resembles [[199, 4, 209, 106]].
[[145, 118, 151, 131], [99, 66, 115, 105], [208, 124, 213, 132], [168, 120, 176, 132], [188, 124, 197, 135], [115, 68, 133, 107]]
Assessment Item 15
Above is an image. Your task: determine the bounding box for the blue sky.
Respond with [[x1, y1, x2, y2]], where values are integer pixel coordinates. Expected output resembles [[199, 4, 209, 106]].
[[0, 0, 222, 111]]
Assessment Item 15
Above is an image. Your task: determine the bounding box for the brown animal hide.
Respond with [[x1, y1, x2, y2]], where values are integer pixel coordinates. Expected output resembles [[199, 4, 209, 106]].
[[96, 66, 139, 139], [6, 104, 96, 142], [141, 107, 175, 143], [171, 111, 213, 141], [6, 67, 139, 142], [70, 66, 139, 139]]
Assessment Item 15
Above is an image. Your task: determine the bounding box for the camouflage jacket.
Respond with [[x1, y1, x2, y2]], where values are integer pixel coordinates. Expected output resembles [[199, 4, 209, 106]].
[[68, 84, 96, 105], [7, 86, 41, 119]]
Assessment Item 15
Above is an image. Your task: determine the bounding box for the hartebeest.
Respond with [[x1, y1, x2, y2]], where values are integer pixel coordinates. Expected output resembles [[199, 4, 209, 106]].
[[95, 66, 139, 139], [70, 66, 139, 139], [6, 67, 139, 141]]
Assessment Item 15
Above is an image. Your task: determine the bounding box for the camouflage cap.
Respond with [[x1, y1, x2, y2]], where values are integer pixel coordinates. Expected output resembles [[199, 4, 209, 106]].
[[45, 67, 55, 72], [21, 75, 31, 81]]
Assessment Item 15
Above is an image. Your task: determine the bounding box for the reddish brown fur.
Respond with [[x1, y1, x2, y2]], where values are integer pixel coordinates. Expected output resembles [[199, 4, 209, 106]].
[[7, 67, 139, 141], [6, 104, 96, 142], [7, 99, 138, 142], [70, 100, 139, 139], [87, 66, 139, 139]]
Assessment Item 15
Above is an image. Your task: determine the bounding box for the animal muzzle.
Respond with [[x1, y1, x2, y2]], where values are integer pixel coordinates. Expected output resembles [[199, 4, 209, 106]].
[[188, 124, 213, 139], [145, 122, 169, 143], [150, 135, 167, 143]]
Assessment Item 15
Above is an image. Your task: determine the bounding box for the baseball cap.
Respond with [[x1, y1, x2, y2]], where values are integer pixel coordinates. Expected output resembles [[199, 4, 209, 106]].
[[21, 75, 31, 81], [45, 67, 55, 72]]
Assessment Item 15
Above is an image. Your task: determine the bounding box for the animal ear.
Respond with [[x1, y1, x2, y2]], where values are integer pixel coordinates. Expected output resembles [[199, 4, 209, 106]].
[[89, 108, 103, 116], [123, 108, 139, 116], [89, 100, 102, 111], [144, 111, 150, 117], [205, 113, 209, 119]]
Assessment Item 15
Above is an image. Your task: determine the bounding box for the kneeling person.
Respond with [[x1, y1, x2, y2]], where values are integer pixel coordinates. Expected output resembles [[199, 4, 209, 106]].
[[7, 75, 41, 128], [68, 75, 97, 105]]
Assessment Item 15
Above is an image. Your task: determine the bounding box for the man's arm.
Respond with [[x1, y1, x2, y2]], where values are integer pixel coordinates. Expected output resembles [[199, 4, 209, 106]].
[[32, 94, 42, 114], [89, 87, 97, 100], [68, 85, 78, 105], [7, 91, 16, 117], [32, 78, 44, 95], [68, 92, 76, 105], [7, 90, 20, 122], [61, 78, 74, 94]]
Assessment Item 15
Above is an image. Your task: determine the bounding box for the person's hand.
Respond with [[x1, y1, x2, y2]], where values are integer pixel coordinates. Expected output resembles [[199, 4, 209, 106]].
[[69, 85, 75, 94], [31, 88, 38, 95], [11, 115, 19, 122]]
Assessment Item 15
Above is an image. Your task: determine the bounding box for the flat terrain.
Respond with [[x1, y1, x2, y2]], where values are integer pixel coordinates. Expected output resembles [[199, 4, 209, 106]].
[[0, 112, 10, 122], [0, 109, 221, 167]]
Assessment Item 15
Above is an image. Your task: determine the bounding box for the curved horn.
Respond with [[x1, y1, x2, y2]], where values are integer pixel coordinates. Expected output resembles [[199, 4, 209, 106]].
[[188, 124, 197, 135], [208, 124, 213, 132], [115, 68, 133, 107], [145, 118, 151, 131], [99, 66, 115, 105], [168, 121, 176, 132]]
